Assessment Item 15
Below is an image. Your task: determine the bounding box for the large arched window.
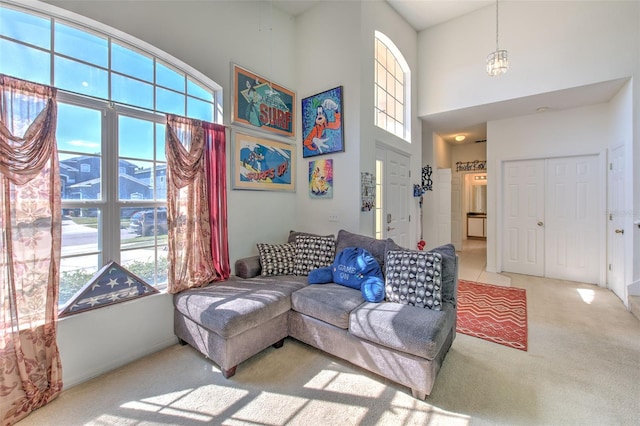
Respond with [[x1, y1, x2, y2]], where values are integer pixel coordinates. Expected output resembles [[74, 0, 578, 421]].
[[374, 31, 410, 141], [0, 1, 222, 307]]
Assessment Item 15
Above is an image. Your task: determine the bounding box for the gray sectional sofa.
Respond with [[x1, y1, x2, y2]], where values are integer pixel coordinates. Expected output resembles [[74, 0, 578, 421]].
[[173, 229, 458, 399]]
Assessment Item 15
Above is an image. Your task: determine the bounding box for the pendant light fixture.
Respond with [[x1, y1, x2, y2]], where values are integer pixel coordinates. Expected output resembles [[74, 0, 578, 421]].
[[486, 0, 508, 76]]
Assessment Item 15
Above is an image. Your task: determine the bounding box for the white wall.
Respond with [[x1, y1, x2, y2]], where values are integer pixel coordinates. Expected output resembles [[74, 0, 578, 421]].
[[418, 1, 638, 116], [58, 293, 175, 387], [294, 0, 420, 242], [486, 102, 612, 272], [419, 0, 639, 292], [294, 1, 362, 237]]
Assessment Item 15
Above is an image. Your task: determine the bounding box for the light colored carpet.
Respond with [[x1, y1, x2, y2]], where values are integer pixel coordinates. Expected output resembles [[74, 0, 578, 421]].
[[16, 273, 640, 425]]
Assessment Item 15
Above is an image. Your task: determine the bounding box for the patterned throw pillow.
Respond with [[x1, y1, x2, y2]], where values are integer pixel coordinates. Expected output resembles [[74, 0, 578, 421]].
[[384, 250, 443, 310], [294, 235, 336, 276], [257, 243, 296, 276]]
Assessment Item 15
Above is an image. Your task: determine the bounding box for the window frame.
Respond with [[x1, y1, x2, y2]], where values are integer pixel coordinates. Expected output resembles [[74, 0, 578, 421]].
[[1, 0, 223, 306], [374, 30, 411, 142]]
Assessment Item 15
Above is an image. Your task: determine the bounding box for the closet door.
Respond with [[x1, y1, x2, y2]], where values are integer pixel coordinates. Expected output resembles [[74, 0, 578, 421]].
[[502, 159, 546, 276], [545, 156, 600, 283], [502, 155, 601, 283]]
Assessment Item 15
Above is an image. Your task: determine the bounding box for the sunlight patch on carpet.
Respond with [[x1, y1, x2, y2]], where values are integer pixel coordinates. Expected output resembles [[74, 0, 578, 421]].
[[457, 279, 528, 351]]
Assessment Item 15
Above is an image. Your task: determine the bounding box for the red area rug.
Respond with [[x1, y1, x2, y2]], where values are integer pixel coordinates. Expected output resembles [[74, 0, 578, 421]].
[[456, 280, 528, 351]]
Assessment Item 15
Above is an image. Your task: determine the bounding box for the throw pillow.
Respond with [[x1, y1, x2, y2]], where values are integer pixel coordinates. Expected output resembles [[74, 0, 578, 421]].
[[256, 243, 296, 276], [331, 247, 383, 290], [385, 250, 443, 310], [294, 235, 336, 276]]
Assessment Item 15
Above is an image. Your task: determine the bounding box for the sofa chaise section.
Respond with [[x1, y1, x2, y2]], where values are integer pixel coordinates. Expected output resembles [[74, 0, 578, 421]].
[[173, 275, 307, 378]]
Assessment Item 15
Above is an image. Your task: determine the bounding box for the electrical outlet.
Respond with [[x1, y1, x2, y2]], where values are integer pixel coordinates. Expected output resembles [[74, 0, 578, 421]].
[[328, 214, 339, 222]]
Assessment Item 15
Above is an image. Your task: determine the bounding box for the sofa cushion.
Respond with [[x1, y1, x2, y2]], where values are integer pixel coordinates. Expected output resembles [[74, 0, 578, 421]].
[[335, 230, 387, 267], [293, 235, 336, 276], [173, 276, 307, 339], [257, 242, 296, 276], [349, 301, 454, 360], [291, 283, 364, 329], [430, 243, 457, 307], [385, 250, 443, 310]]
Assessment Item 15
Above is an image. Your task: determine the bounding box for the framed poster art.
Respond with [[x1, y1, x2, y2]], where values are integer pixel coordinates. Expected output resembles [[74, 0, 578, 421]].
[[309, 159, 333, 199], [231, 63, 296, 138], [301, 85, 344, 158], [232, 131, 296, 192]]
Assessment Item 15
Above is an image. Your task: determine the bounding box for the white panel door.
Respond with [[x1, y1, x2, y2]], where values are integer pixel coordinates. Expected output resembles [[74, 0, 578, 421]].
[[385, 150, 410, 247], [608, 146, 626, 300], [434, 169, 452, 248], [502, 160, 545, 276], [545, 156, 600, 283], [451, 173, 462, 250]]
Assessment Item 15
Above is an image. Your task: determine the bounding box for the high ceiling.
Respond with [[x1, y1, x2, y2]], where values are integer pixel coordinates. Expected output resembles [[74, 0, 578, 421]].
[[272, 0, 492, 31], [270, 1, 625, 145]]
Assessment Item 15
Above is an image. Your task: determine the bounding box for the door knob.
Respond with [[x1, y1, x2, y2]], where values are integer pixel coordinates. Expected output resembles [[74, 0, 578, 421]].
[[615, 229, 624, 234], [387, 226, 395, 232], [537, 221, 544, 227]]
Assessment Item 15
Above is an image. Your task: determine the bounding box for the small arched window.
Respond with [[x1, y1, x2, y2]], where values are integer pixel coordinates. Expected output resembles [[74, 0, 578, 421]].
[[374, 31, 410, 141]]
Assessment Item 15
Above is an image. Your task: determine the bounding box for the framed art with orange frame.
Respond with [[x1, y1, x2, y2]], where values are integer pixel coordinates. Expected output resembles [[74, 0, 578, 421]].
[[231, 63, 296, 138]]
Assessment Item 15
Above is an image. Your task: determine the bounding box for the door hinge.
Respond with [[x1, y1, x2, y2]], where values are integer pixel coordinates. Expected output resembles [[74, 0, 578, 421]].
[[608, 264, 612, 271], [609, 163, 613, 170], [409, 215, 411, 222]]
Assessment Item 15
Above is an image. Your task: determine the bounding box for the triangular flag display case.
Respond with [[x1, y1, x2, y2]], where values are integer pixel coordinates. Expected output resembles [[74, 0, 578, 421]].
[[59, 261, 159, 318]]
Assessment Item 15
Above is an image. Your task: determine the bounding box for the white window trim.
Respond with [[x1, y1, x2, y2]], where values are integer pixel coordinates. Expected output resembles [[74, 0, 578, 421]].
[[374, 30, 411, 142]]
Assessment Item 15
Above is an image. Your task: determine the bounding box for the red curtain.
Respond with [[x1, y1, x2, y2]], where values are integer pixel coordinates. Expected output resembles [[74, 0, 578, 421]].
[[203, 122, 230, 280]]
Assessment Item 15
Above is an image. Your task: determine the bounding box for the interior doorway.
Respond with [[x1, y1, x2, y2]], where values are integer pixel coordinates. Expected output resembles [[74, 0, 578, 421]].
[[452, 171, 487, 252]]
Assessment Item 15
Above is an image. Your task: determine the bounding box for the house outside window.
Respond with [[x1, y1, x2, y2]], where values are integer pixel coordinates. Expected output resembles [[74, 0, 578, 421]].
[[374, 30, 410, 141], [0, 1, 222, 308]]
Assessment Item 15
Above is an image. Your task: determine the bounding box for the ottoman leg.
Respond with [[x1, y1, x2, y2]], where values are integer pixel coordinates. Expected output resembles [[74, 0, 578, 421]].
[[272, 338, 285, 349]]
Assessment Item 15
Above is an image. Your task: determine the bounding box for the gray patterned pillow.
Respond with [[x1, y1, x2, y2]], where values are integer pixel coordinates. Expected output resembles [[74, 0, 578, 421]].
[[384, 250, 443, 310], [257, 243, 296, 276], [293, 235, 336, 276]]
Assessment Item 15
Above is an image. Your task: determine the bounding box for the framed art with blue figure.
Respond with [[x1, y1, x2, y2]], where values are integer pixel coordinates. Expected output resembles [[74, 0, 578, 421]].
[[302, 86, 344, 158]]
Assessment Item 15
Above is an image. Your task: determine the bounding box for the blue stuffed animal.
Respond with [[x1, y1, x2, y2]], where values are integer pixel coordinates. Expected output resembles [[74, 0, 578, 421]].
[[308, 247, 385, 303]]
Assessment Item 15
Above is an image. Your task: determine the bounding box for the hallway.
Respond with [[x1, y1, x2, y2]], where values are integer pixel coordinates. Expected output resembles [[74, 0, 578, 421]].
[[456, 239, 511, 286]]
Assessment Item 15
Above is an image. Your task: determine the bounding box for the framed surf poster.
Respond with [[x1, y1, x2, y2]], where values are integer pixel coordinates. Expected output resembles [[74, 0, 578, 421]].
[[231, 63, 296, 138], [232, 131, 296, 192]]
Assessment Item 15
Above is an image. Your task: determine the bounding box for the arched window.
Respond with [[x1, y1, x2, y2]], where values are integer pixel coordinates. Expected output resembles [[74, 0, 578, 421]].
[[374, 31, 410, 141], [0, 1, 222, 307]]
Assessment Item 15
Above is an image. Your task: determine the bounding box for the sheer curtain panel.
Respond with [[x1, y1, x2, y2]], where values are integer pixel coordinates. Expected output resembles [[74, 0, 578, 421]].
[[165, 115, 229, 294], [0, 75, 63, 425]]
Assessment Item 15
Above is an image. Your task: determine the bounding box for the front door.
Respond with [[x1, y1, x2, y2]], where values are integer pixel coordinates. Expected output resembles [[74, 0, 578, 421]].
[[385, 149, 410, 247]]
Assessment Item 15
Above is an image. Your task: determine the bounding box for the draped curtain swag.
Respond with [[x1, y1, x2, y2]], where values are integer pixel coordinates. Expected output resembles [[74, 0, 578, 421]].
[[165, 115, 229, 294], [0, 75, 63, 425]]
